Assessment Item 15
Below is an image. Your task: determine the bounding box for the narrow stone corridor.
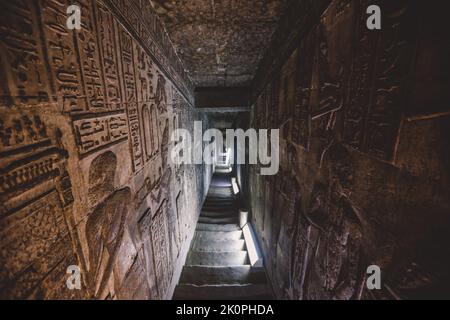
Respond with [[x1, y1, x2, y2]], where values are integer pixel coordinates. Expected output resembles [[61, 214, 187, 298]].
[[0, 0, 449, 301], [174, 172, 272, 299]]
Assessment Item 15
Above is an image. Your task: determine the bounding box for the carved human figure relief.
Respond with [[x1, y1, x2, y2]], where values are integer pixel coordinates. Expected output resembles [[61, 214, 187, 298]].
[[85, 151, 131, 298]]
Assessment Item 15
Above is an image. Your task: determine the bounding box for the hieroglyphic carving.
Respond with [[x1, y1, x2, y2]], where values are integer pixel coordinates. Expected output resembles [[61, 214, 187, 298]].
[[40, 0, 87, 113], [0, 190, 66, 280], [119, 29, 144, 172], [134, 42, 156, 102], [0, 109, 71, 215], [150, 200, 171, 299], [133, 39, 161, 166], [0, 1, 52, 105], [141, 103, 160, 159], [313, 0, 353, 118], [292, 29, 315, 148], [343, 0, 415, 161], [0, 107, 78, 299], [155, 73, 167, 114], [0, 0, 202, 300], [342, 1, 377, 151], [365, 0, 415, 160], [74, 0, 106, 111], [73, 114, 128, 155], [96, 1, 123, 110], [104, 0, 194, 105], [0, 112, 49, 156], [308, 196, 365, 300]]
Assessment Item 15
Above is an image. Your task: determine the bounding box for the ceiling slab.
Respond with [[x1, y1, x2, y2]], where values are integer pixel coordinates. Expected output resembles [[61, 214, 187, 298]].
[[150, 0, 288, 87]]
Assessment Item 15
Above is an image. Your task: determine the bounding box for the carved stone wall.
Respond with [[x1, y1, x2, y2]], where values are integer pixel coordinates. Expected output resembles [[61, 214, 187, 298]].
[[0, 0, 209, 299], [249, 0, 450, 299]]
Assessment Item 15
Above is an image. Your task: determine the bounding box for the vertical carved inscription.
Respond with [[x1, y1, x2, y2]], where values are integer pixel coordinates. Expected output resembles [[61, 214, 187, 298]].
[[141, 103, 160, 160], [343, 1, 379, 152], [365, 1, 415, 160], [343, 0, 415, 161], [314, 1, 353, 117], [74, 0, 106, 111], [119, 29, 143, 172], [292, 30, 315, 148], [134, 43, 156, 102], [96, 2, 123, 110], [40, 0, 87, 113]]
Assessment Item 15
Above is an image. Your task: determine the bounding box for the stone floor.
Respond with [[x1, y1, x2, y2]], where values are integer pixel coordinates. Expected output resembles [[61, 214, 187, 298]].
[[173, 173, 273, 299]]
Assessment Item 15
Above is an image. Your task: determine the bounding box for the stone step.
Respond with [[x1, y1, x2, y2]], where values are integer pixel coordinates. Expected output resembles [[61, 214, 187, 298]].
[[209, 187, 232, 191], [200, 210, 236, 218], [206, 192, 234, 197], [202, 206, 235, 213], [173, 283, 271, 300], [204, 196, 235, 202], [186, 251, 248, 266], [209, 182, 232, 187], [208, 188, 233, 193], [202, 201, 235, 207], [193, 238, 245, 252], [203, 201, 234, 210], [203, 200, 235, 206], [179, 266, 267, 285], [214, 168, 232, 174], [196, 223, 241, 232], [195, 230, 243, 241], [212, 172, 232, 178], [207, 192, 233, 197], [198, 216, 237, 224], [215, 163, 230, 168]]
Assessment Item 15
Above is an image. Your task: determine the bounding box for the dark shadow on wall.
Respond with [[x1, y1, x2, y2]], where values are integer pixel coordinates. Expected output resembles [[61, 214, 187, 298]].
[[248, 0, 450, 300]]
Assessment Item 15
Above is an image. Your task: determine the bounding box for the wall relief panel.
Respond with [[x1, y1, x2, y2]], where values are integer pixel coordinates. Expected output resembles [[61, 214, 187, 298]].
[[0, 0, 206, 300]]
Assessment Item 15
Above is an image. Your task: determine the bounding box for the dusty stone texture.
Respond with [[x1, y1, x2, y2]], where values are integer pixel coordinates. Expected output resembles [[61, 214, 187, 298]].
[[0, 0, 210, 299], [150, 0, 288, 87], [248, 0, 450, 299]]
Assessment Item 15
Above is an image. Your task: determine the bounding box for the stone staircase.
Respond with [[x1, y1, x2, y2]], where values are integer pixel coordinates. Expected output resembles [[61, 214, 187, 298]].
[[173, 173, 273, 300]]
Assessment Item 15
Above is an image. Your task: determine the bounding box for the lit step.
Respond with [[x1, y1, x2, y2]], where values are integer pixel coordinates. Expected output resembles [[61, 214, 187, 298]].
[[179, 266, 267, 285], [193, 239, 245, 252], [198, 216, 237, 224], [187, 251, 248, 266], [195, 230, 243, 241], [196, 223, 241, 232]]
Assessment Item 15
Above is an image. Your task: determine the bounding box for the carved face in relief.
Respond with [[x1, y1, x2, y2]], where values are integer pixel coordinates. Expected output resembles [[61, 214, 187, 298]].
[[88, 151, 116, 206]]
